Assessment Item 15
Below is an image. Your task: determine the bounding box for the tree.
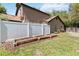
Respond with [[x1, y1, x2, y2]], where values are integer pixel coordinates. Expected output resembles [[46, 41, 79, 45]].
[[48, 10, 69, 27], [0, 4, 7, 20], [0, 4, 6, 14], [69, 3, 79, 27]]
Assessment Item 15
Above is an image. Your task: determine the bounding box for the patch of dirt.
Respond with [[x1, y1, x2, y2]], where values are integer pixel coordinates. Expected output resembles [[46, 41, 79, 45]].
[[75, 48, 79, 53], [67, 32, 79, 37], [33, 49, 44, 56]]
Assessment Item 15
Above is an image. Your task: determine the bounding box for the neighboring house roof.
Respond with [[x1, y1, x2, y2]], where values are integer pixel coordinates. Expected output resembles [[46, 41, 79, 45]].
[[45, 16, 65, 25], [15, 3, 50, 16], [45, 16, 57, 22], [0, 13, 22, 22], [46, 16, 66, 31]]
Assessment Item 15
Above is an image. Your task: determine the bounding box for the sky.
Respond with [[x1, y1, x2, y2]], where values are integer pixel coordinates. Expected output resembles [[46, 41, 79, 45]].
[[1, 3, 69, 15]]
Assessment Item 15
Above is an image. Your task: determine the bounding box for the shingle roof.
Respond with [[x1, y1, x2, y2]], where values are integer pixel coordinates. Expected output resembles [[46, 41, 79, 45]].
[[0, 13, 22, 22], [16, 3, 50, 16], [45, 16, 65, 27]]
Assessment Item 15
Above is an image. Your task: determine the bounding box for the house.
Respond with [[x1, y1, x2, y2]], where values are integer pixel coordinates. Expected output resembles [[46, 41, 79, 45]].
[[0, 3, 66, 44], [15, 3, 65, 33], [46, 16, 65, 33], [0, 3, 65, 34]]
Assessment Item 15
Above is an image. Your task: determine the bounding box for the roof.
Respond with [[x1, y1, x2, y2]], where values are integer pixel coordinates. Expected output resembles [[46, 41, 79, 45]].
[[45, 16, 65, 26], [0, 13, 22, 22], [45, 16, 57, 22], [15, 3, 50, 16], [0, 13, 64, 25]]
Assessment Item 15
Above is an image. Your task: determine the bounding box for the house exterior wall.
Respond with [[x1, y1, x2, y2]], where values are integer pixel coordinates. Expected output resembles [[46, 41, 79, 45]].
[[17, 6, 23, 17], [21, 5, 50, 23], [48, 17, 65, 33]]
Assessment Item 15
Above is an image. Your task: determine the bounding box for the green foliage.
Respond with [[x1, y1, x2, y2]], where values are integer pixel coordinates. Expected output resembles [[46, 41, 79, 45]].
[[64, 20, 71, 27], [49, 11, 68, 20], [48, 11, 70, 27], [69, 3, 79, 27], [0, 14, 7, 20], [0, 4, 7, 20], [48, 3, 79, 27], [0, 4, 6, 14]]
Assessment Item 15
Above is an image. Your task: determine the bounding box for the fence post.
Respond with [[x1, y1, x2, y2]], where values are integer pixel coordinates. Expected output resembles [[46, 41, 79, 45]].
[[42, 24, 44, 35], [27, 22, 30, 37], [49, 25, 50, 34]]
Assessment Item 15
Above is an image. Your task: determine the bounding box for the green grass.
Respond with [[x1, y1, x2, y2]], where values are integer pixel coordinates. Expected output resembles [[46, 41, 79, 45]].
[[0, 33, 79, 56]]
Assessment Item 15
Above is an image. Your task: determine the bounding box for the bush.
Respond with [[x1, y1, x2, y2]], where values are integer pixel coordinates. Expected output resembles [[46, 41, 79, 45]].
[[0, 14, 7, 20]]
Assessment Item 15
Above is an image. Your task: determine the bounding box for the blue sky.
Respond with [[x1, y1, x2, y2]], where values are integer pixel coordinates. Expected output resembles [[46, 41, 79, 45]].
[[1, 3, 69, 15]]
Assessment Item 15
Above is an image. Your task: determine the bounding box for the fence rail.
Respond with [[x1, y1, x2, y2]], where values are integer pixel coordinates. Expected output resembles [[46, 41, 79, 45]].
[[0, 20, 50, 43]]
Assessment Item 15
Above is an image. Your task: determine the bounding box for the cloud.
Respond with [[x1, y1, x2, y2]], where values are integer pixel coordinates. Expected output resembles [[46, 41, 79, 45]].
[[40, 3, 69, 12]]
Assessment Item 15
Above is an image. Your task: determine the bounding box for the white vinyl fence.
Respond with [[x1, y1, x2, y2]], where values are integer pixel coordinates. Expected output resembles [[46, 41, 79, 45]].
[[0, 20, 1, 43], [0, 20, 50, 43]]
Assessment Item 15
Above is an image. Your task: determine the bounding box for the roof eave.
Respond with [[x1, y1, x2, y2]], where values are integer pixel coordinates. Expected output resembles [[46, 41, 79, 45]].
[[15, 3, 50, 16]]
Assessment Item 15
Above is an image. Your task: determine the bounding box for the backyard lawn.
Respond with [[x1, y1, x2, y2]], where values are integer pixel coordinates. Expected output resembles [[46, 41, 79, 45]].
[[0, 33, 79, 56]]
